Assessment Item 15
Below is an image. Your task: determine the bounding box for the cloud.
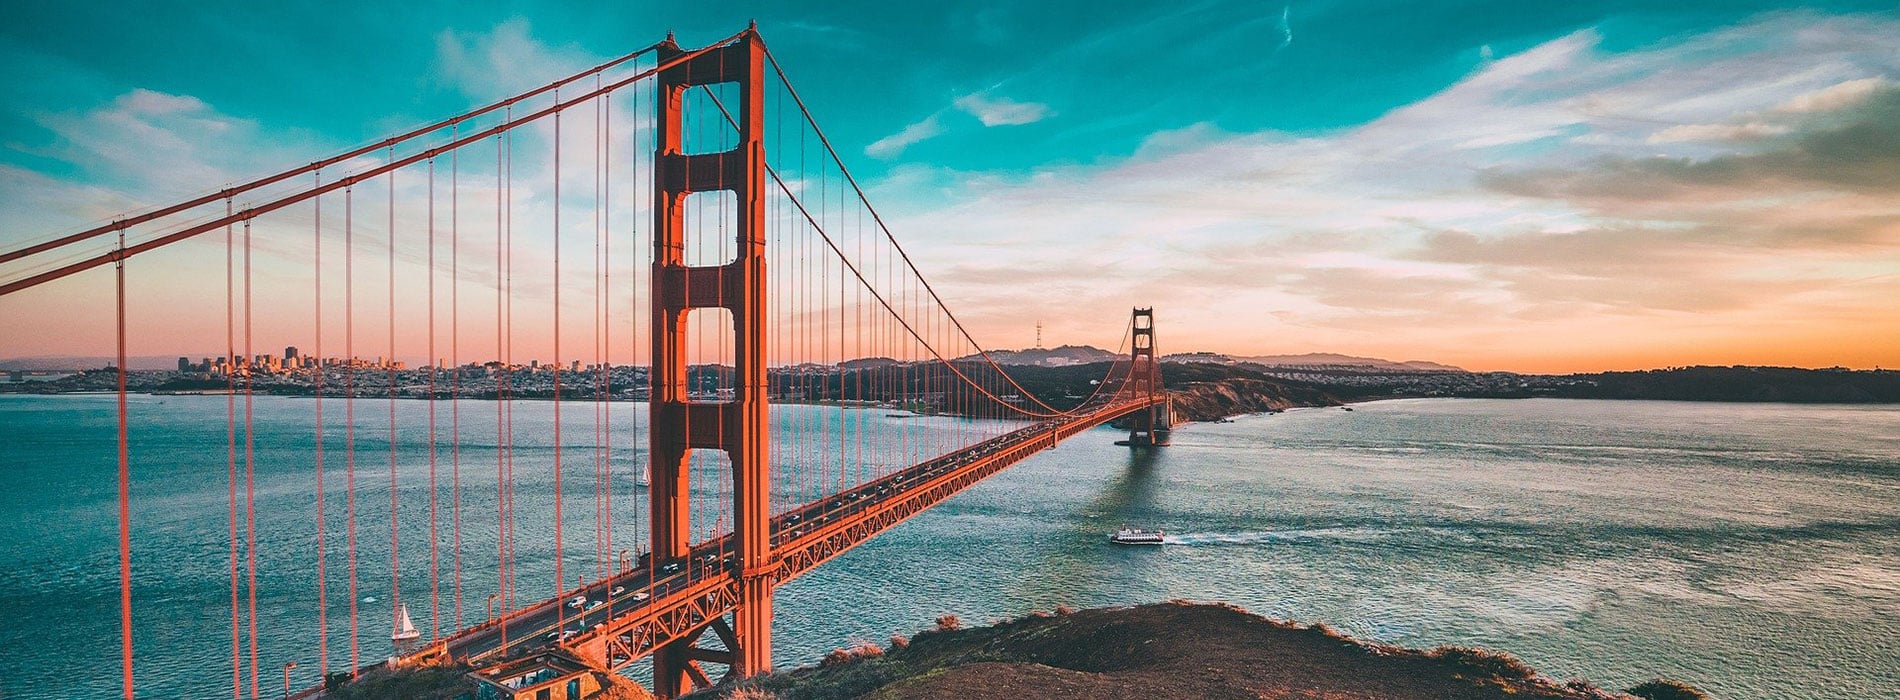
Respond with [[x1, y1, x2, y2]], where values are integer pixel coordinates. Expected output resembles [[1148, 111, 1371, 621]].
[[865, 114, 944, 159], [433, 18, 595, 101], [1277, 4, 1294, 52], [1646, 122, 1787, 143], [862, 92, 1051, 160], [2, 19, 657, 363], [952, 93, 1052, 127], [863, 11, 1900, 370], [1491, 85, 1900, 199], [1776, 76, 1890, 114]]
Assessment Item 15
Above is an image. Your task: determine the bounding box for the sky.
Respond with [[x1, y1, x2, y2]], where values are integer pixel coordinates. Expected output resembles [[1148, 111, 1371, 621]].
[[2, 0, 1898, 373]]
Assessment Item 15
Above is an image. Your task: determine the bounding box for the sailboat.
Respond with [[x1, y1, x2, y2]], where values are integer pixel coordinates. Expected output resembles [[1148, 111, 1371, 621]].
[[391, 603, 420, 645]]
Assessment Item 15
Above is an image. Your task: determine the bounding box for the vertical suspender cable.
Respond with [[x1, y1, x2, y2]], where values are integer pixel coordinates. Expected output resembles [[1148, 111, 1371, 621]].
[[428, 155, 441, 640], [494, 124, 508, 646], [388, 149, 402, 642], [494, 127, 509, 646], [345, 185, 359, 676], [450, 127, 464, 631], [225, 198, 242, 698], [630, 66, 643, 580], [244, 215, 260, 700], [313, 172, 329, 678], [595, 75, 610, 579], [600, 76, 612, 580], [553, 91, 565, 603], [504, 108, 517, 614], [116, 224, 133, 700]]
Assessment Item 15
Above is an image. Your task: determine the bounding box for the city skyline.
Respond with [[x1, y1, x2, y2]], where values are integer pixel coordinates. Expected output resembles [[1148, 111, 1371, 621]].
[[3, 2, 1898, 373]]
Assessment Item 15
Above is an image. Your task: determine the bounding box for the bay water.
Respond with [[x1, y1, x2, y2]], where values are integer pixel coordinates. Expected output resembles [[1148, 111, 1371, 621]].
[[1, 395, 1894, 698]]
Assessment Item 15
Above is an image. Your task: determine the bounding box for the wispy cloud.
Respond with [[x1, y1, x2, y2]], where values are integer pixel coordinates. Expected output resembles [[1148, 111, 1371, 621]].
[[952, 93, 1052, 127], [865, 114, 945, 159], [1276, 4, 1293, 52], [864, 92, 1051, 159]]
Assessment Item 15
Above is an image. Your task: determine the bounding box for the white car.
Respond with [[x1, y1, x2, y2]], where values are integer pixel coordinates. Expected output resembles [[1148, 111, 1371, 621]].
[[630, 591, 651, 602], [610, 586, 626, 596], [567, 595, 587, 608], [587, 600, 604, 610]]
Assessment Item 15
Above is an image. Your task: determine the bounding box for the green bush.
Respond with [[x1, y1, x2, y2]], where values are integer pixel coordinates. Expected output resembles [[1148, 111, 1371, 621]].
[[1628, 679, 1710, 700], [1426, 646, 1536, 680]]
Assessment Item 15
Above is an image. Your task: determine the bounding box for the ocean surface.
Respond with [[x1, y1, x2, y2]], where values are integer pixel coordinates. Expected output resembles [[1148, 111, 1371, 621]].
[[0, 395, 1895, 698]]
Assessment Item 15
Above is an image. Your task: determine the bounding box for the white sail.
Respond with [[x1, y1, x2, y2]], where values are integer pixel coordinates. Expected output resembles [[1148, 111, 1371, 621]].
[[392, 603, 420, 641]]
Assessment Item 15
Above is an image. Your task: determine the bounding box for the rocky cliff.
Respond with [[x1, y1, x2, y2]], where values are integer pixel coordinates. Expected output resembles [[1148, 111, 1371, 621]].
[[1165, 377, 1341, 422]]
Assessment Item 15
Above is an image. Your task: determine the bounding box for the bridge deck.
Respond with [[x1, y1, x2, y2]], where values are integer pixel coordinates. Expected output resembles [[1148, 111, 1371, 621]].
[[387, 396, 1165, 677]]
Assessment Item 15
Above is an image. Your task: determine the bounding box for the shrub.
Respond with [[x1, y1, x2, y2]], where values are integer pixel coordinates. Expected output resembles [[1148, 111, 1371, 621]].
[[1627, 679, 1710, 700], [1427, 646, 1536, 680], [889, 634, 909, 649], [1054, 604, 1076, 615], [934, 614, 962, 631], [820, 640, 885, 668], [722, 687, 779, 700], [821, 648, 854, 668]]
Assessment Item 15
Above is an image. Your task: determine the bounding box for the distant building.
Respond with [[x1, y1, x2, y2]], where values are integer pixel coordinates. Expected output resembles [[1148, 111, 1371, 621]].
[[178, 357, 190, 372], [285, 346, 299, 361]]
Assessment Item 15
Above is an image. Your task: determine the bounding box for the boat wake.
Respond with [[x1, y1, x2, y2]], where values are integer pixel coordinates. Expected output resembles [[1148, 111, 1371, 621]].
[[1164, 526, 1393, 546]]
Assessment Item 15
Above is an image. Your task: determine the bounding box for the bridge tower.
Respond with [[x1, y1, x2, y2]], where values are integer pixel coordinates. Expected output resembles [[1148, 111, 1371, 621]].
[[1123, 307, 1172, 446], [650, 27, 774, 694]]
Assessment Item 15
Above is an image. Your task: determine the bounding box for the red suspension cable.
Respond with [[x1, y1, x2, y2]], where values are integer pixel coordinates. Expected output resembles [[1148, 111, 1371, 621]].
[[388, 151, 402, 647], [115, 222, 132, 700], [344, 185, 360, 677], [225, 198, 241, 698], [313, 171, 329, 679], [428, 155, 441, 640], [553, 91, 565, 607], [244, 215, 260, 700]]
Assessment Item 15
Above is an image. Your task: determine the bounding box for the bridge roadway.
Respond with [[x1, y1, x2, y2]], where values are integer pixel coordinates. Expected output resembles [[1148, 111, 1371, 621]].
[[392, 395, 1167, 676]]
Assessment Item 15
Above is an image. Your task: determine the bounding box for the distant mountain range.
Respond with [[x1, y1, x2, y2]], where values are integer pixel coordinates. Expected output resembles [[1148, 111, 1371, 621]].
[[964, 347, 1465, 372], [1226, 353, 1466, 373], [1, 348, 1467, 373]]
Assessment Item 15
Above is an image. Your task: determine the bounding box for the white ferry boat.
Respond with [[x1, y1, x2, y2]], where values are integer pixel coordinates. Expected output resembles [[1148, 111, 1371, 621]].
[[1108, 527, 1166, 545]]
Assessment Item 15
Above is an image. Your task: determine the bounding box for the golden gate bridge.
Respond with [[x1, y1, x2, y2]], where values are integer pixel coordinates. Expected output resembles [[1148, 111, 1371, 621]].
[[0, 26, 1171, 698]]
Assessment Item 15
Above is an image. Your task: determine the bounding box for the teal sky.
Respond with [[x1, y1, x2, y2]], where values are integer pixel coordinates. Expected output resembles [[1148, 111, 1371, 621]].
[[4, 1, 1899, 371], [5, 0, 1890, 177]]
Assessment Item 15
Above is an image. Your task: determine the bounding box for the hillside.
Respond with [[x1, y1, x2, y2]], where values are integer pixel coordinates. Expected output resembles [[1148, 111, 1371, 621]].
[[1557, 366, 1900, 403], [703, 602, 1697, 700], [965, 361, 1342, 421], [962, 345, 1119, 367], [1154, 361, 1341, 419]]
